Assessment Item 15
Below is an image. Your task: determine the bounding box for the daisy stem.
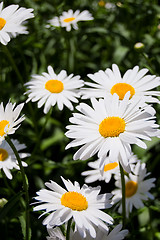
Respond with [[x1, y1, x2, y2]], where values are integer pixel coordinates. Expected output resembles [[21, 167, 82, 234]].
[[31, 108, 52, 156], [141, 52, 155, 75], [2, 45, 39, 135], [119, 162, 126, 227], [2, 171, 15, 195], [3, 46, 24, 86], [5, 136, 30, 240], [66, 218, 72, 240]]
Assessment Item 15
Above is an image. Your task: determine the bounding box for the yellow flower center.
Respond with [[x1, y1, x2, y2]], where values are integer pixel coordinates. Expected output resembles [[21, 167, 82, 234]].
[[110, 83, 135, 100], [45, 80, 64, 93], [63, 17, 75, 23], [0, 149, 8, 161], [98, 0, 106, 7], [0, 18, 6, 30], [104, 162, 118, 172], [99, 117, 125, 138], [125, 180, 138, 198], [61, 191, 88, 211], [0, 120, 10, 137]]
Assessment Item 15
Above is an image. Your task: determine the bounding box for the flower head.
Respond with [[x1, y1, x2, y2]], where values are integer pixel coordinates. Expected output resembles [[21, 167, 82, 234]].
[[81, 64, 160, 104], [47, 224, 128, 240], [82, 157, 119, 184], [0, 139, 29, 179], [33, 177, 113, 238], [47, 9, 93, 32], [0, 101, 25, 143], [112, 162, 155, 217], [65, 93, 160, 170], [25, 66, 84, 114], [0, 2, 34, 45], [82, 154, 138, 183]]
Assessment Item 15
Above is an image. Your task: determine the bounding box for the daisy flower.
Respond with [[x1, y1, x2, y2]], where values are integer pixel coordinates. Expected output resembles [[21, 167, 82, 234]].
[[82, 154, 138, 183], [0, 2, 34, 45], [82, 157, 119, 184], [33, 177, 113, 238], [112, 162, 155, 217], [0, 139, 29, 179], [25, 66, 84, 114], [47, 9, 93, 32], [65, 92, 160, 170], [0, 101, 25, 143], [81, 64, 160, 104], [47, 224, 128, 240]]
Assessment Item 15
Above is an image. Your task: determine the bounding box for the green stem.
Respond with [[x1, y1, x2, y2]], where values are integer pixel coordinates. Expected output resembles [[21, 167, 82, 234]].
[[141, 52, 155, 75], [31, 108, 52, 156], [149, 206, 154, 239], [2, 170, 15, 195], [5, 136, 30, 240], [2, 45, 38, 136], [3, 46, 24, 86], [119, 162, 126, 227], [66, 218, 72, 240]]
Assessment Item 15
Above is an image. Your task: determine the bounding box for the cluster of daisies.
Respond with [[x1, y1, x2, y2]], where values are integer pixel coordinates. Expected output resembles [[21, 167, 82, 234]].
[[0, 1, 160, 240], [31, 64, 159, 239], [0, 1, 93, 45]]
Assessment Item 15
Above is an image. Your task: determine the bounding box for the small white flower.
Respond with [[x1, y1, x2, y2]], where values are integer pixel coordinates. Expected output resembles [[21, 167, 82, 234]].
[[65, 93, 160, 171], [47, 227, 66, 240], [82, 158, 119, 184], [47, 9, 93, 32], [112, 162, 155, 217], [33, 177, 113, 238], [0, 2, 34, 45], [105, 3, 116, 10], [25, 66, 84, 114], [81, 64, 160, 104], [47, 224, 128, 240], [0, 139, 29, 179], [82, 154, 138, 183], [0, 101, 25, 143]]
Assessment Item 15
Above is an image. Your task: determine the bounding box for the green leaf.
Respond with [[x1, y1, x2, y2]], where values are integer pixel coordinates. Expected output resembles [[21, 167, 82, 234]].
[[19, 212, 32, 240], [0, 192, 23, 220]]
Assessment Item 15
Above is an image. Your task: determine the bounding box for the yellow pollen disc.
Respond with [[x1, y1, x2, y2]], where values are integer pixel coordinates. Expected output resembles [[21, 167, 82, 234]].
[[99, 117, 125, 138], [110, 83, 135, 100], [98, 0, 106, 7], [63, 17, 75, 23], [104, 162, 118, 172], [0, 18, 6, 30], [0, 120, 10, 137], [45, 80, 64, 93], [61, 191, 88, 211], [0, 149, 8, 161], [125, 180, 138, 198]]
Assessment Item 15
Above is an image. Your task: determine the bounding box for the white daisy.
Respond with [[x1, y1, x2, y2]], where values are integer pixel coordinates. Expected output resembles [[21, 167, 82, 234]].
[[0, 139, 29, 179], [33, 177, 113, 238], [47, 227, 65, 240], [65, 93, 160, 170], [112, 162, 155, 218], [82, 154, 138, 183], [47, 9, 93, 32], [0, 2, 34, 45], [47, 224, 128, 240], [81, 64, 160, 104], [82, 157, 119, 184], [105, 3, 116, 10], [25, 66, 84, 114], [0, 101, 25, 143]]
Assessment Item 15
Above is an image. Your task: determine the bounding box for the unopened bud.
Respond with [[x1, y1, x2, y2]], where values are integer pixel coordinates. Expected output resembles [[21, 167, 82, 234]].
[[0, 198, 8, 208], [134, 42, 145, 52]]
